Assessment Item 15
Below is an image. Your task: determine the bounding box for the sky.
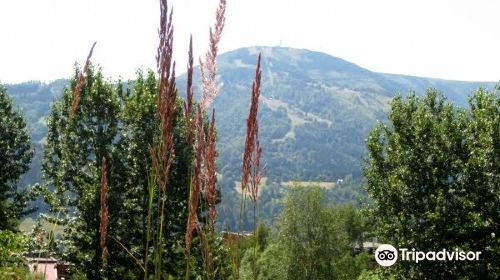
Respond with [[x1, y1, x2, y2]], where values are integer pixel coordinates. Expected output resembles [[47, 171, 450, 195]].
[[1, 0, 499, 83]]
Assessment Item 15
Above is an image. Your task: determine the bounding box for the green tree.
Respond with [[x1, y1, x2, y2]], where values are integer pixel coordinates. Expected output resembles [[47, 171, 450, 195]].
[[0, 229, 45, 280], [278, 187, 346, 279], [41, 66, 121, 279], [0, 229, 26, 267], [114, 70, 192, 278], [241, 187, 370, 280], [40, 67, 197, 279], [364, 89, 499, 279], [0, 84, 34, 231]]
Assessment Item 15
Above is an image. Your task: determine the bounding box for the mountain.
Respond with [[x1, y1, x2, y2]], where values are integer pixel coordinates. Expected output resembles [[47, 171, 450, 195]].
[[191, 47, 495, 186], [5, 47, 496, 191], [5, 79, 68, 187]]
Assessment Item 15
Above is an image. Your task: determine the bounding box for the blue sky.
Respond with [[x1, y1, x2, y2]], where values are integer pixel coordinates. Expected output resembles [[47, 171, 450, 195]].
[[1, 0, 499, 83]]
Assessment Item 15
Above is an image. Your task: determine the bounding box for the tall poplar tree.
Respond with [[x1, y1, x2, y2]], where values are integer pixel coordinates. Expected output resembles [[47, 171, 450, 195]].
[[41, 66, 121, 279]]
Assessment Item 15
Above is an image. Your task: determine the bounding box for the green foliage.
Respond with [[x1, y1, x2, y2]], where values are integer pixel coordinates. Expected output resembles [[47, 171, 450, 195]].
[[237, 223, 271, 280], [38, 67, 198, 279], [218, 178, 368, 232], [0, 231, 43, 280], [254, 222, 269, 252], [364, 88, 499, 279], [277, 187, 347, 279], [24, 220, 57, 258], [246, 243, 286, 280], [183, 233, 233, 280], [5, 80, 67, 191], [0, 84, 34, 230], [278, 187, 372, 279], [357, 269, 395, 280], [239, 187, 371, 280], [113, 69, 163, 278], [118, 70, 194, 279], [0, 230, 26, 267], [0, 266, 44, 280], [40, 65, 121, 279]]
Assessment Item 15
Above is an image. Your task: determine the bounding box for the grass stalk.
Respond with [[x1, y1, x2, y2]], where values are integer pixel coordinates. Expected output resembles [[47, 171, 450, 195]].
[[99, 157, 109, 268], [252, 203, 257, 280], [156, 191, 167, 280], [184, 174, 192, 280], [144, 162, 156, 280], [111, 236, 145, 273]]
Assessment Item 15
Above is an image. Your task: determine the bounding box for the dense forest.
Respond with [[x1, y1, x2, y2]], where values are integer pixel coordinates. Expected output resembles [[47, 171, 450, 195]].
[[1, 0, 499, 279]]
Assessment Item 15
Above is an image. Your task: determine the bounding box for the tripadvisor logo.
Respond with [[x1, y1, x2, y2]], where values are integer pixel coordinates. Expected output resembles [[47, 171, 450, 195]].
[[374, 244, 482, 267], [375, 244, 398, 266]]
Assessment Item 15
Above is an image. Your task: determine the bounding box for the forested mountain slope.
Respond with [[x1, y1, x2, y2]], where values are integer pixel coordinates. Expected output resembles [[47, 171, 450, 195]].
[[6, 47, 495, 190]]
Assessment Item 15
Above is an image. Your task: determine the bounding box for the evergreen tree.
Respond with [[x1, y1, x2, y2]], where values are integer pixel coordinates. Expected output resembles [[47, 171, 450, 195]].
[[0, 84, 34, 231]]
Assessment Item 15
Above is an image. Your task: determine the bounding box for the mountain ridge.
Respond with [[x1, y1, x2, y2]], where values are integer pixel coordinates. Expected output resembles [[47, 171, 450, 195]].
[[5, 46, 497, 189]]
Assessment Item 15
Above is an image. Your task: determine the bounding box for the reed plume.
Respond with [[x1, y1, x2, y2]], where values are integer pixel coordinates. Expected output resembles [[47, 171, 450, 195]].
[[242, 53, 264, 202], [184, 36, 195, 146], [99, 156, 108, 266], [184, 4, 225, 279], [241, 53, 264, 280], [205, 109, 217, 231], [185, 105, 205, 252], [151, 0, 177, 192], [185, 0, 226, 254], [144, 1, 176, 278], [200, 0, 227, 110], [69, 41, 97, 119]]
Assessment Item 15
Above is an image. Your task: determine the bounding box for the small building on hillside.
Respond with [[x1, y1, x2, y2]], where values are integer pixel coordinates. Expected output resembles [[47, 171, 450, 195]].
[[353, 238, 380, 254], [28, 257, 68, 280], [27, 257, 59, 280]]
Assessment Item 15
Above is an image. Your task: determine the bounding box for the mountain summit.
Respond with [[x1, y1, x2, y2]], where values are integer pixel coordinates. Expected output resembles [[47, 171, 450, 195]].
[[188, 46, 494, 183]]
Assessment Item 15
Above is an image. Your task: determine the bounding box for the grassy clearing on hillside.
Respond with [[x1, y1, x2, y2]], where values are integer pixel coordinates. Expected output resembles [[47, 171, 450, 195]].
[[19, 218, 65, 237], [233, 178, 336, 198], [234, 177, 268, 197], [281, 181, 336, 189]]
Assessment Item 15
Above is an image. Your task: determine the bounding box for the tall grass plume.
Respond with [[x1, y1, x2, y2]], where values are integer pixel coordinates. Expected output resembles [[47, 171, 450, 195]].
[[145, 0, 176, 278], [240, 52, 264, 280], [69, 41, 96, 118], [199, 0, 227, 110], [242, 53, 264, 201]]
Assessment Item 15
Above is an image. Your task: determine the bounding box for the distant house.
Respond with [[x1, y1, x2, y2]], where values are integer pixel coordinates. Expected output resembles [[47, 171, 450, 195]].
[[27, 257, 60, 280], [353, 237, 380, 254], [221, 231, 253, 241]]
